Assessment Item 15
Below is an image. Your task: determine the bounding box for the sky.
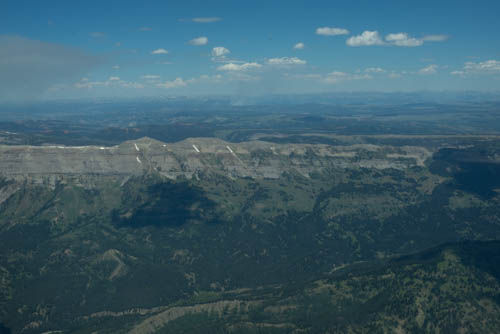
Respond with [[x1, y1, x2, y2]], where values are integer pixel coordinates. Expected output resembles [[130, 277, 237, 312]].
[[1, 0, 500, 101]]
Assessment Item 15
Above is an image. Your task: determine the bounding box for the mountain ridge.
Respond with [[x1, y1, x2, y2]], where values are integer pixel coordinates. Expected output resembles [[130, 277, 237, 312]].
[[0, 137, 432, 184]]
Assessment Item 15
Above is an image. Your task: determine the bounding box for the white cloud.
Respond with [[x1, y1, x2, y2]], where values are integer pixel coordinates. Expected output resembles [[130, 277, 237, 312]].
[[112, 65, 120, 70], [323, 71, 372, 84], [189, 36, 208, 46], [156, 77, 188, 88], [217, 62, 262, 71], [139, 27, 152, 31], [324, 71, 348, 83], [141, 75, 160, 79], [192, 17, 221, 23], [385, 33, 423, 47], [464, 60, 500, 73], [316, 27, 349, 36], [151, 48, 168, 55], [419, 64, 438, 75], [212, 46, 230, 57], [267, 57, 306, 65], [293, 42, 305, 50], [451, 60, 500, 77], [75, 77, 144, 89], [365, 67, 385, 73], [388, 72, 402, 78], [422, 34, 448, 42], [347, 31, 438, 47], [346, 31, 384, 46]]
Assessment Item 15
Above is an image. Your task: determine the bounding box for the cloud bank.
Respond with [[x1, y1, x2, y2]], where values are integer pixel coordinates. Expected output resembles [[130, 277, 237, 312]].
[[0, 35, 101, 101]]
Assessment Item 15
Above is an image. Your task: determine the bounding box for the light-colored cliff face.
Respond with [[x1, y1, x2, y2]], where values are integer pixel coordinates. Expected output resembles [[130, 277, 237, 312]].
[[0, 137, 432, 182]]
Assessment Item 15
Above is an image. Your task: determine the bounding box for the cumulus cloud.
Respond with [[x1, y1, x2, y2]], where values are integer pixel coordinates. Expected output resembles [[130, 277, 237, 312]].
[[212, 46, 230, 57], [112, 65, 120, 70], [267, 57, 306, 65], [347, 31, 444, 47], [139, 27, 152, 32], [151, 48, 168, 55], [217, 62, 262, 71], [316, 27, 349, 36], [189, 36, 208, 45], [108, 76, 120, 81], [422, 34, 448, 42], [346, 31, 384, 46], [156, 77, 187, 88], [0, 35, 101, 101], [385, 33, 423, 47], [293, 42, 305, 50], [192, 17, 221, 23], [419, 64, 438, 75]]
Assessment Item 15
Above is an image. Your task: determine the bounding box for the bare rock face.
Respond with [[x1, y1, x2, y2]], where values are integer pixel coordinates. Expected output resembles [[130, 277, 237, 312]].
[[0, 137, 432, 183], [0, 181, 19, 205]]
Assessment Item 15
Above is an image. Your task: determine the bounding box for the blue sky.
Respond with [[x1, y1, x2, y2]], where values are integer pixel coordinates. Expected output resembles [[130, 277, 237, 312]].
[[1, 0, 500, 101]]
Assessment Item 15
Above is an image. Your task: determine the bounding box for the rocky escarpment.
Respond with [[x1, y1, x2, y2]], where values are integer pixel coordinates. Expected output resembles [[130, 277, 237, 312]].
[[0, 137, 432, 183]]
